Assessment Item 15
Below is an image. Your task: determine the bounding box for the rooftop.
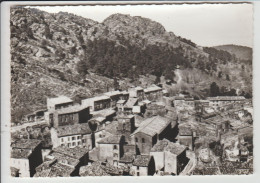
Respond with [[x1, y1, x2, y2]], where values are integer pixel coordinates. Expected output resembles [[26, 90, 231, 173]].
[[133, 155, 151, 167], [207, 96, 246, 101], [11, 139, 42, 150], [52, 146, 88, 159], [179, 127, 193, 136], [151, 139, 187, 155], [57, 123, 92, 137], [124, 97, 138, 108], [56, 105, 89, 115], [117, 100, 126, 104], [82, 95, 110, 103], [47, 96, 73, 106], [132, 116, 171, 137], [121, 90, 129, 95], [91, 108, 116, 118], [11, 149, 32, 159], [104, 90, 122, 97], [144, 85, 162, 93], [119, 153, 135, 163], [97, 135, 122, 144]]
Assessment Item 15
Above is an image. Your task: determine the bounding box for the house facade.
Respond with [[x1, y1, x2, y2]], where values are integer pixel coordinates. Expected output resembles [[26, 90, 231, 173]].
[[82, 96, 111, 112]]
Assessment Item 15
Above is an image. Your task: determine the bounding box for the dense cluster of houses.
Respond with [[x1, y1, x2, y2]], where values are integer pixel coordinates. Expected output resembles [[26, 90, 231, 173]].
[[10, 84, 252, 177]]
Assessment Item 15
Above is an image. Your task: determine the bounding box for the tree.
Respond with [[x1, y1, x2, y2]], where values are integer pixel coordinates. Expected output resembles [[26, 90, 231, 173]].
[[226, 74, 230, 81], [76, 60, 88, 76], [210, 82, 220, 97], [113, 77, 119, 91]]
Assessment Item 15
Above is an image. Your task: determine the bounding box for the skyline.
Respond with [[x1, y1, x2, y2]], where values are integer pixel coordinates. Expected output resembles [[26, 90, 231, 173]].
[[29, 3, 253, 48]]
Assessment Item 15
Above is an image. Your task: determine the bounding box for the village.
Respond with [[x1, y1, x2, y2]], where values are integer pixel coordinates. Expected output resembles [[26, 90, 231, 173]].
[[10, 84, 253, 177]]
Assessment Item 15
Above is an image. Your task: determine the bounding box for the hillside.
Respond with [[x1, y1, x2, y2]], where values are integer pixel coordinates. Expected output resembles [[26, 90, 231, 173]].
[[213, 44, 252, 61], [10, 7, 252, 122]]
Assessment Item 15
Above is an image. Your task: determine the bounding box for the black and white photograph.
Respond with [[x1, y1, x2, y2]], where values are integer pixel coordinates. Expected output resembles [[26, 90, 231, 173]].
[[4, 2, 255, 178]]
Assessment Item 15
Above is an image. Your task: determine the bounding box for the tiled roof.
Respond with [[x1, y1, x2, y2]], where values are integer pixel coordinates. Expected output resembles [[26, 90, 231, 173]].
[[179, 127, 192, 136], [104, 121, 119, 135], [11, 139, 42, 150], [132, 116, 171, 137], [57, 123, 92, 137], [97, 135, 122, 144], [52, 146, 88, 159], [35, 162, 75, 177], [207, 96, 246, 101], [11, 149, 32, 159], [119, 153, 135, 163], [124, 98, 138, 108], [80, 162, 124, 176], [151, 139, 187, 156], [56, 105, 89, 115], [133, 155, 151, 167]]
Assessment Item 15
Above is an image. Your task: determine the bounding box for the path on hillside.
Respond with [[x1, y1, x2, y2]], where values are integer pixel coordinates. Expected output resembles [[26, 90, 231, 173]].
[[175, 69, 182, 84]]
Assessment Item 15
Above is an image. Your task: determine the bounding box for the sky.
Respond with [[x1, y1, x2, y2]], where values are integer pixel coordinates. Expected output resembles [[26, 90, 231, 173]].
[[30, 3, 253, 47]]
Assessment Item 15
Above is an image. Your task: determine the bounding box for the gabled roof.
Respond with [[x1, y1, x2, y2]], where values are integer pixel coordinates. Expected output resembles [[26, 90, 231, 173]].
[[52, 146, 88, 159], [97, 135, 122, 144], [11, 149, 32, 159], [133, 155, 151, 167], [57, 123, 92, 137], [119, 153, 135, 163], [131, 116, 171, 137], [11, 139, 42, 150]]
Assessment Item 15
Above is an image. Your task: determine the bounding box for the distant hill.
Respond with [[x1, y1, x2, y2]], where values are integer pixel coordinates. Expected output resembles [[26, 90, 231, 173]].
[[213, 45, 252, 61]]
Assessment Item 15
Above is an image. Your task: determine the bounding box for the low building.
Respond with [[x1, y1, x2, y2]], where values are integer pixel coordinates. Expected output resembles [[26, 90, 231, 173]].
[[117, 115, 135, 136], [144, 85, 163, 102], [128, 87, 144, 101], [46, 105, 90, 128], [116, 100, 127, 112], [120, 91, 130, 101], [104, 90, 122, 108], [82, 96, 111, 112], [150, 139, 188, 175], [47, 96, 73, 110], [131, 116, 175, 154], [25, 109, 47, 122], [131, 155, 155, 176], [91, 108, 116, 122], [10, 139, 43, 177], [123, 98, 138, 114], [173, 96, 185, 107], [51, 123, 93, 149], [207, 96, 246, 108], [34, 146, 89, 177], [97, 135, 125, 166], [178, 127, 194, 150]]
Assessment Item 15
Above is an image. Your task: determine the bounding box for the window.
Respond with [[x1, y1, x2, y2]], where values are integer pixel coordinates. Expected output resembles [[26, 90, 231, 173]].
[[72, 137, 75, 141], [82, 139, 86, 143], [137, 172, 140, 176], [135, 138, 138, 143], [113, 145, 117, 150], [67, 137, 70, 141], [72, 142, 76, 146], [61, 138, 64, 142], [142, 138, 145, 143], [78, 142, 81, 145], [137, 166, 139, 170], [99, 134, 102, 138], [77, 136, 81, 140], [68, 143, 71, 147]]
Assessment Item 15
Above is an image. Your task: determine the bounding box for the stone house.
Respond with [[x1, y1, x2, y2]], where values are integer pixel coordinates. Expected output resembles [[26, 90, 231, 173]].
[[131, 116, 176, 154], [150, 139, 188, 175], [47, 96, 73, 110], [82, 96, 111, 112], [131, 155, 155, 176], [104, 90, 122, 108], [144, 85, 163, 102], [10, 139, 43, 177], [128, 86, 144, 101]]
